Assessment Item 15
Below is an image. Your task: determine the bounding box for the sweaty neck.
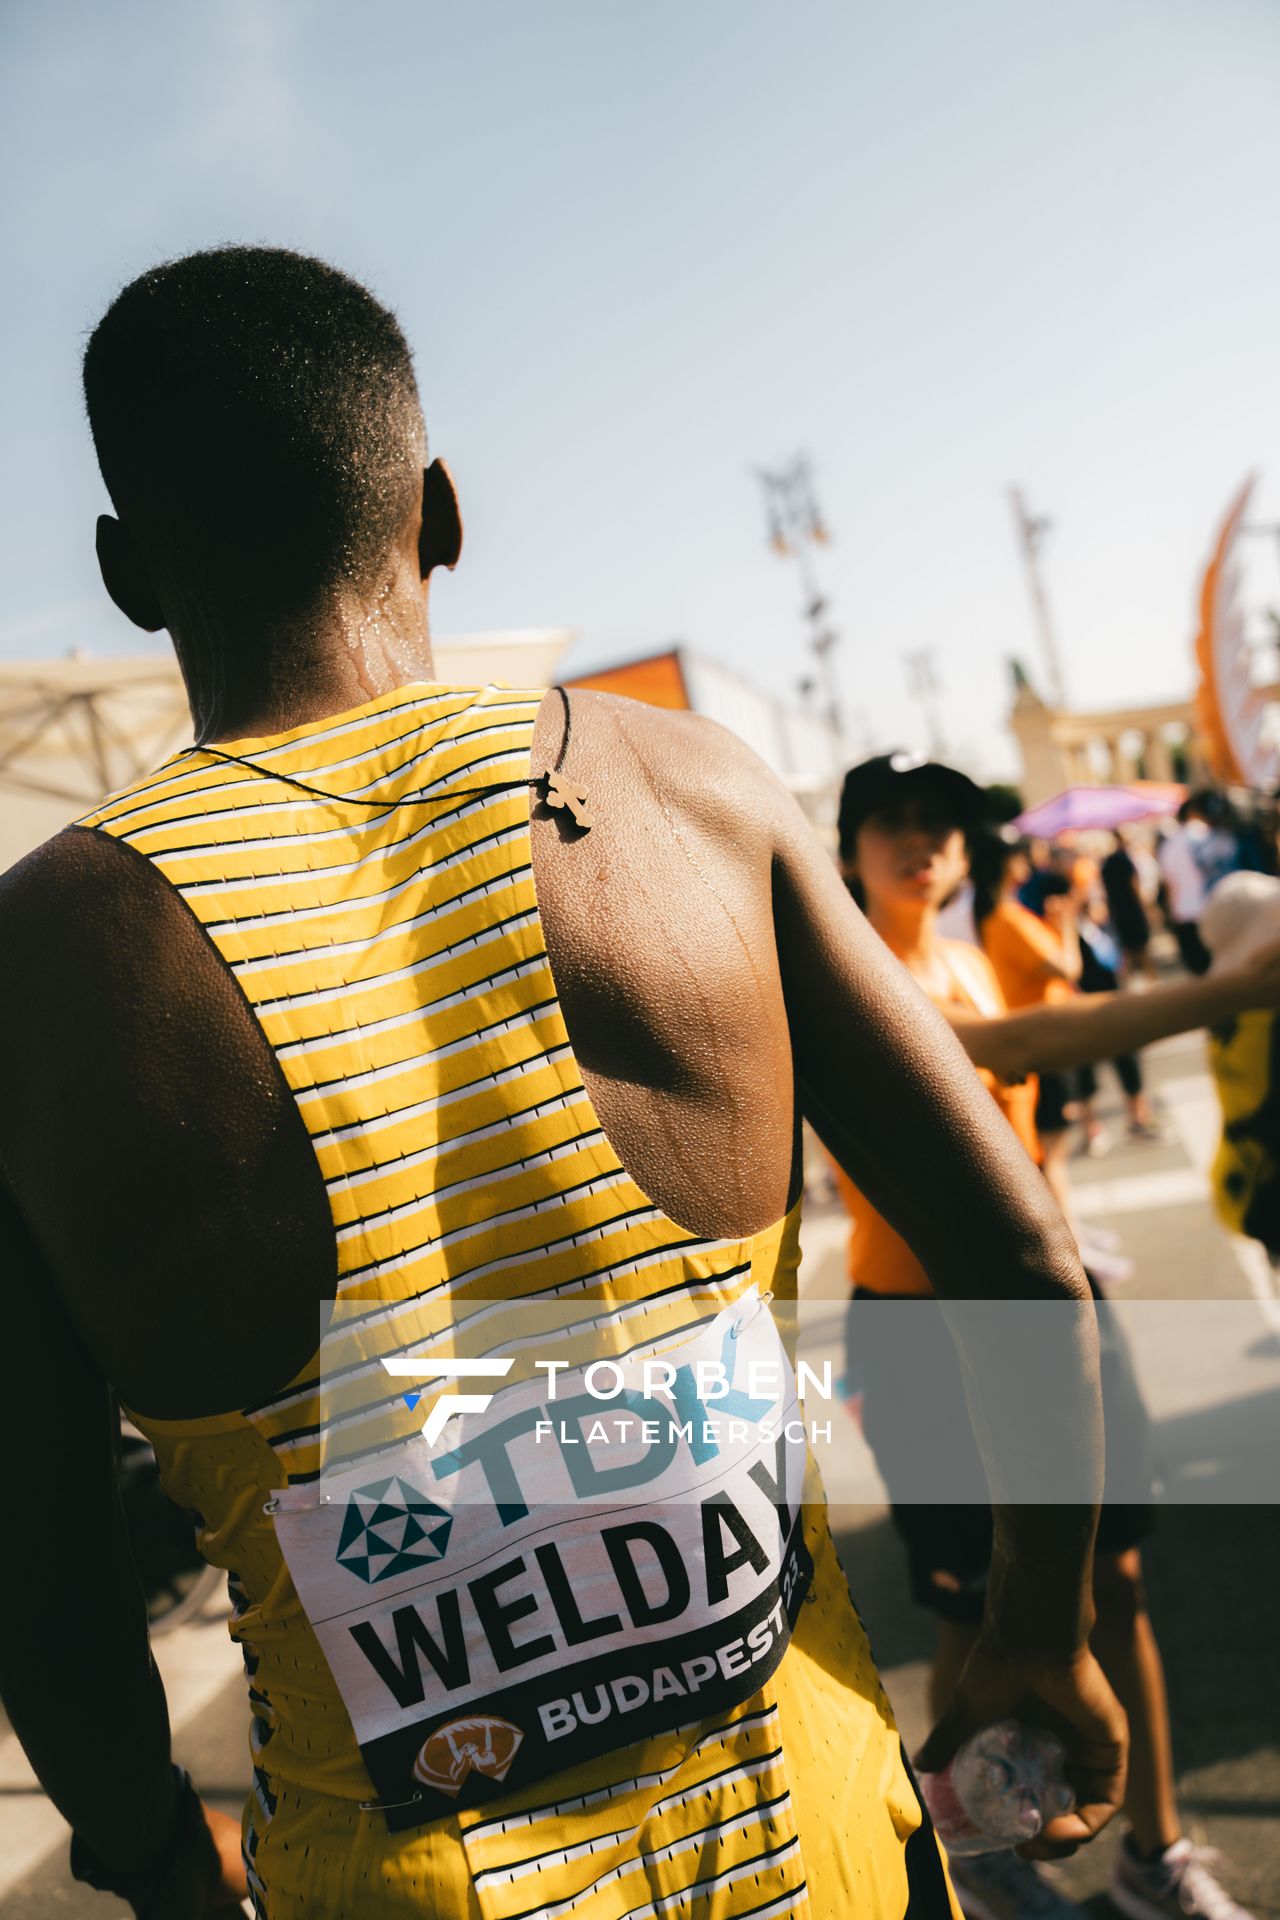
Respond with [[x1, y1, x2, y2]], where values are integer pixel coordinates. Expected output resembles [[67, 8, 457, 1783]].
[[864, 896, 941, 977], [173, 568, 436, 745]]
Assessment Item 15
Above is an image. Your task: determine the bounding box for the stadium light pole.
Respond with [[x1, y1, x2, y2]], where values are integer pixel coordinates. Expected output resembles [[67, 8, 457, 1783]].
[[1009, 486, 1067, 710], [758, 454, 844, 739]]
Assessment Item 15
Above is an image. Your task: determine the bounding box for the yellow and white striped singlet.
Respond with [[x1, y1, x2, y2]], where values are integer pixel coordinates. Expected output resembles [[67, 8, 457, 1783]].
[[77, 683, 959, 1919]]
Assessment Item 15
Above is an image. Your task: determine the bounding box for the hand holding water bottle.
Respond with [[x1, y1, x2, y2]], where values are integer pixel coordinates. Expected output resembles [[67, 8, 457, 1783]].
[[915, 1631, 1128, 1861], [919, 1720, 1077, 1856]]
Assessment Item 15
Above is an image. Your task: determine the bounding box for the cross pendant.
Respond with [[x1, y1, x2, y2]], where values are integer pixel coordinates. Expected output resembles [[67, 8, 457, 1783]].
[[542, 770, 593, 831]]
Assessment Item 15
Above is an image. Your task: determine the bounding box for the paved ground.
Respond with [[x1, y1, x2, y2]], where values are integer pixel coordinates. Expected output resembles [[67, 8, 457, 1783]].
[[2, 1029, 1277, 1915]]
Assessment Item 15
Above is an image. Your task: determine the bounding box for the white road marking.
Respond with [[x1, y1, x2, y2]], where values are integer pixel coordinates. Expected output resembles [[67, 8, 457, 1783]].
[[1071, 1167, 1209, 1217]]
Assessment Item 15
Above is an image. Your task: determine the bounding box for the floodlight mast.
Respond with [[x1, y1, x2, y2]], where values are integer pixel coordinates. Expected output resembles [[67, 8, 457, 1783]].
[[758, 454, 844, 737], [1009, 486, 1067, 710]]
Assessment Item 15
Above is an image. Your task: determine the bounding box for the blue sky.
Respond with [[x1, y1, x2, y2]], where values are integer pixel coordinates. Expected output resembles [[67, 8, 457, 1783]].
[[3, 0, 1279, 776]]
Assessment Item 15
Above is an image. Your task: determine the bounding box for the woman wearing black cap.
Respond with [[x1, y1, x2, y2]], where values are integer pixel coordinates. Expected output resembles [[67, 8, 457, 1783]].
[[833, 752, 1263, 1920]]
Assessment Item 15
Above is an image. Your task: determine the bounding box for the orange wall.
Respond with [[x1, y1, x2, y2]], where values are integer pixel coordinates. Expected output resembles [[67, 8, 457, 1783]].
[[564, 650, 690, 711]]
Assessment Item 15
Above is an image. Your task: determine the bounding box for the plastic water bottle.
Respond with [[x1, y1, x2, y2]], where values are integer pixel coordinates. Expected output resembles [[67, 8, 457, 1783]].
[[919, 1721, 1076, 1856]]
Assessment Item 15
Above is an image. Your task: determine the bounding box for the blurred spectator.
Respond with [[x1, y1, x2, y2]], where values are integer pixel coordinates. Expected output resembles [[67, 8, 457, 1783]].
[[972, 836, 1081, 1220], [1075, 897, 1165, 1153], [1129, 832, 1165, 920], [1102, 830, 1157, 981], [1198, 791, 1244, 891], [1017, 836, 1056, 915], [1157, 800, 1213, 974]]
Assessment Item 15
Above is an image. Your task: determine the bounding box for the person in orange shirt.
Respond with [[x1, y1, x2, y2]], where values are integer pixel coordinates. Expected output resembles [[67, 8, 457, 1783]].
[[980, 849, 1080, 1009], [833, 752, 1263, 1920], [974, 837, 1081, 1218]]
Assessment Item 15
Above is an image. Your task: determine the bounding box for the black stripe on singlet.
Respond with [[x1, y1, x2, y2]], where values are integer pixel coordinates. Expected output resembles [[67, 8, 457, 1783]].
[[900, 1743, 958, 1916], [491, 1790, 797, 1911], [459, 1702, 783, 1840]]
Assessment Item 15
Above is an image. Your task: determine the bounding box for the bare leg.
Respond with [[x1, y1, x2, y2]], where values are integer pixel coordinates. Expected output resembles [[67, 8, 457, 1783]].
[[1079, 1096, 1111, 1156], [1091, 1549, 1181, 1855]]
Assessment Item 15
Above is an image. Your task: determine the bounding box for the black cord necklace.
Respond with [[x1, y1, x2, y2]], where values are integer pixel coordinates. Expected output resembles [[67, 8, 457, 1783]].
[[186, 683, 593, 831]]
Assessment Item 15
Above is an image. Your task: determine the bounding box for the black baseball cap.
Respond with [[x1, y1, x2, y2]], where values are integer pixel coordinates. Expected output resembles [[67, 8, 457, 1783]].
[[837, 751, 989, 856]]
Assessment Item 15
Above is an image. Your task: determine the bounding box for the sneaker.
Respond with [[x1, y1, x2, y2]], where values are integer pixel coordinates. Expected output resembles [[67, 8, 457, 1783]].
[[947, 1848, 1085, 1919], [1085, 1126, 1112, 1157], [1109, 1836, 1257, 1919]]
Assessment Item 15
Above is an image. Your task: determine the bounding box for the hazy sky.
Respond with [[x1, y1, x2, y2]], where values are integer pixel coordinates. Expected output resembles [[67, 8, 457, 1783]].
[[3, 0, 1279, 776]]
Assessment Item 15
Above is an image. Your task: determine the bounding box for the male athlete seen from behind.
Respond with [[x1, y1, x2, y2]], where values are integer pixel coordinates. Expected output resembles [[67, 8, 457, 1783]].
[[0, 247, 1156, 1918]]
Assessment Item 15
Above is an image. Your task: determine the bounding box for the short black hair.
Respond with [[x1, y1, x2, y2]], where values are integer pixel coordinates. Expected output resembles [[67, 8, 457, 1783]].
[[836, 752, 988, 862], [83, 245, 426, 620]]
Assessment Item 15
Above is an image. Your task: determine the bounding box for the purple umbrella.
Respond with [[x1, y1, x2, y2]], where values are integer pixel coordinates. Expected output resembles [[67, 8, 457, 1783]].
[[1015, 783, 1186, 838]]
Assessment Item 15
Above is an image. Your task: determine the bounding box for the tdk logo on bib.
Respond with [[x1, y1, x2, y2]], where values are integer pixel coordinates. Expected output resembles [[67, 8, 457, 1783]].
[[336, 1477, 453, 1584]]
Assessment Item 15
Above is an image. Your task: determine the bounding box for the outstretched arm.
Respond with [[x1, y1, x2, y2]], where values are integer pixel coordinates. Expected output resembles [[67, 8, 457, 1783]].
[[948, 949, 1280, 1081]]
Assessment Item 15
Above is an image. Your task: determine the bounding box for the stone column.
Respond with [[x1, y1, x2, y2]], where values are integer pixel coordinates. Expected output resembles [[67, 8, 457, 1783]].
[[1144, 730, 1174, 782]]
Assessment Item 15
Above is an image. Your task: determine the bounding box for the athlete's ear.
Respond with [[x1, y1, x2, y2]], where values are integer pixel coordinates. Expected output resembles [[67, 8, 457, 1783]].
[[419, 459, 463, 580], [95, 516, 165, 633]]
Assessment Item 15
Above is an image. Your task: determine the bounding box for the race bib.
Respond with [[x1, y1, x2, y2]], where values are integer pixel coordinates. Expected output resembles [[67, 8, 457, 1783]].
[[269, 1289, 814, 1828]]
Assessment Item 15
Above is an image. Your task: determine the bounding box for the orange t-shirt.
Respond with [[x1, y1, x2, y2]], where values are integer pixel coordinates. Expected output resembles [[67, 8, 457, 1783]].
[[834, 940, 1039, 1297], [980, 897, 1074, 1009]]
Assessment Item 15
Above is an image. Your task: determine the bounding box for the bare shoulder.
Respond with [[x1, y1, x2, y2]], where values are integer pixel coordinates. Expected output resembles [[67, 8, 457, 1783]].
[[0, 826, 134, 974], [550, 688, 799, 857], [0, 820, 121, 908], [0, 822, 272, 1158], [0, 826, 180, 1017]]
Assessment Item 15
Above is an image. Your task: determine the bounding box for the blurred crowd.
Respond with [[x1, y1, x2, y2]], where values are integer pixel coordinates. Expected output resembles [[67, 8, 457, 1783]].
[[938, 789, 1280, 1272], [824, 755, 1279, 1915]]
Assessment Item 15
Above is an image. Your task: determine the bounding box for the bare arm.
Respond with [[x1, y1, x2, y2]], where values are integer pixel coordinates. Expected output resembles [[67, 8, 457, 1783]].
[[1042, 894, 1083, 983], [0, 1180, 237, 1911], [947, 962, 1276, 1080], [0, 1180, 176, 1859], [766, 788, 1125, 1847], [0, 840, 253, 1915]]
